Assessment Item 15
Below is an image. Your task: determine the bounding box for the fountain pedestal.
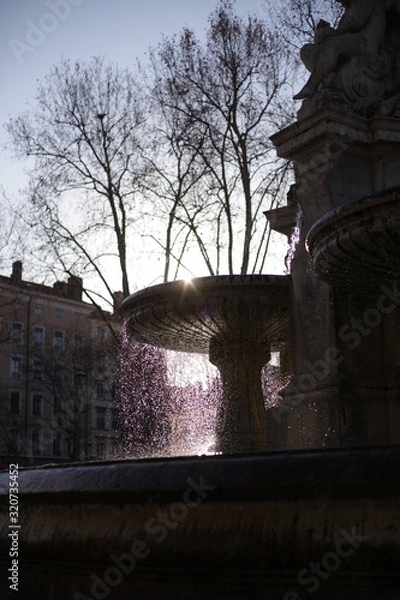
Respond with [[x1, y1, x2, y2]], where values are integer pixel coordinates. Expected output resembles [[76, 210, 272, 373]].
[[209, 333, 271, 452]]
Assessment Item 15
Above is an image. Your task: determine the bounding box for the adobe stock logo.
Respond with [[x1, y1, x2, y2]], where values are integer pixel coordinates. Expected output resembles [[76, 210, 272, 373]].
[[9, 0, 86, 65]]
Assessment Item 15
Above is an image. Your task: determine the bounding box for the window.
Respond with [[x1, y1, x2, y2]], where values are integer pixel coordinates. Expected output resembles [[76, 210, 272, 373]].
[[31, 430, 41, 455], [35, 305, 43, 315], [112, 409, 119, 430], [96, 407, 106, 430], [74, 334, 82, 351], [96, 381, 104, 399], [33, 326, 44, 348], [54, 330, 64, 350], [54, 363, 63, 383], [74, 369, 85, 387], [10, 357, 22, 379], [9, 431, 22, 455], [96, 354, 105, 370], [75, 312, 82, 323], [53, 433, 62, 457], [33, 359, 43, 381], [32, 393, 43, 416], [53, 396, 63, 416], [96, 326, 105, 341], [11, 322, 22, 343], [55, 308, 63, 319], [96, 439, 106, 459], [10, 391, 20, 414]]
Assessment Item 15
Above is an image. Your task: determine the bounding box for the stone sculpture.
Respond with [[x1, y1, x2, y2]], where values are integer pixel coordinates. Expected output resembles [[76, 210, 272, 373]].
[[294, 0, 400, 117]]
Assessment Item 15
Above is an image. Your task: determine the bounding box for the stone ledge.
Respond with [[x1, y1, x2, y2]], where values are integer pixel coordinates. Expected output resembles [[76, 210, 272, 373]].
[[271, 109, 400, 161], [1, 445, 399, 500]]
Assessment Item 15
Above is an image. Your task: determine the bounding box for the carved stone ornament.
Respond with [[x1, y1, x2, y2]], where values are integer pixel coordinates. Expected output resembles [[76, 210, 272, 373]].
[[294, 0, 400, 118]]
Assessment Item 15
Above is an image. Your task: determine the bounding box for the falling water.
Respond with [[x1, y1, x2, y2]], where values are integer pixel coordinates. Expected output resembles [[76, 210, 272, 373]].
[[115, 326, 221, 458], [116, 326, 290, 458], [166, 350, 221, 455], [115, 326, 172, 458], [284, 205, 303, 274], [262, 360, 289, 411]]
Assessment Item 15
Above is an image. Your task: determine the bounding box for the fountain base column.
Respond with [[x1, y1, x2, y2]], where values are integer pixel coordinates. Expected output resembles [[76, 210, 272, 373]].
[[209, 333, 270, 453], [268, 110, 400, 450]]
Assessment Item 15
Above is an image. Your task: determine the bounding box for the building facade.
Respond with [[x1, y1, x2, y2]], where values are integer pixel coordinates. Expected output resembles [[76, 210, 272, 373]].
[[0, 261, 121, 466]]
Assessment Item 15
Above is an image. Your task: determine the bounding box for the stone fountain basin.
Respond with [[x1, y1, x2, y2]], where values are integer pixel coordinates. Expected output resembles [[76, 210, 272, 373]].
[[0, 448, 399, 598], [122, 274, 291, 353], [307, 186, 400, 292]]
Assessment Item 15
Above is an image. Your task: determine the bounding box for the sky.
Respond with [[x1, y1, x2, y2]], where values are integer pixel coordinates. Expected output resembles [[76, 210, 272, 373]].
[[0, 0, 288, 288], [0, 0, 267, 189]]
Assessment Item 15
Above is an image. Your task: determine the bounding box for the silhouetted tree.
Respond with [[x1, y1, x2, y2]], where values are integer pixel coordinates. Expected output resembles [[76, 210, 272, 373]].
[[146, 0, 295, 276], [5, 1, 345, 291], [6, 57, 147, 306], [267, 0, 343, 52]]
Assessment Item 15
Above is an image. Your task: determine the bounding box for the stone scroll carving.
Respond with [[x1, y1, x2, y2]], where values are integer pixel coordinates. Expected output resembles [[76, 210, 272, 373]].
[[294, 0, 400, 118]]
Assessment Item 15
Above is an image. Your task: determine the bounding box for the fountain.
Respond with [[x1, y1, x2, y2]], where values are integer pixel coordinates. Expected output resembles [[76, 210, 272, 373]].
[[307, 186, 400, 292], [1, 2, 400, 597], [122, 275, 291, 453]]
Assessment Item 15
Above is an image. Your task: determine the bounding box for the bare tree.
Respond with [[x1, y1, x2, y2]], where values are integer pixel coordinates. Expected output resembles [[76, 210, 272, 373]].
[[146, 0, 295, 276], [0, 407, 24, 462], [4, 2, 345, 294], [0, 190, 23, 273], [140, 95, 213, 281], [266, 0, 343, 52], [37, 334, 93, 461], [6, 57, 148, 306], [25, 319, 119, 462]]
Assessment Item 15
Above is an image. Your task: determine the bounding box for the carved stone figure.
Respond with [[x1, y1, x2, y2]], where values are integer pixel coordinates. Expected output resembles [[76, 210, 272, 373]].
[[294, 0, 400, 117]]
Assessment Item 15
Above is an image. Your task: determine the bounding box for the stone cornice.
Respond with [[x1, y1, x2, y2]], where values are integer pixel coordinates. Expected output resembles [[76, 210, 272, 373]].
[[0, 280, 93, 313], [271, 109, 400, 161]]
